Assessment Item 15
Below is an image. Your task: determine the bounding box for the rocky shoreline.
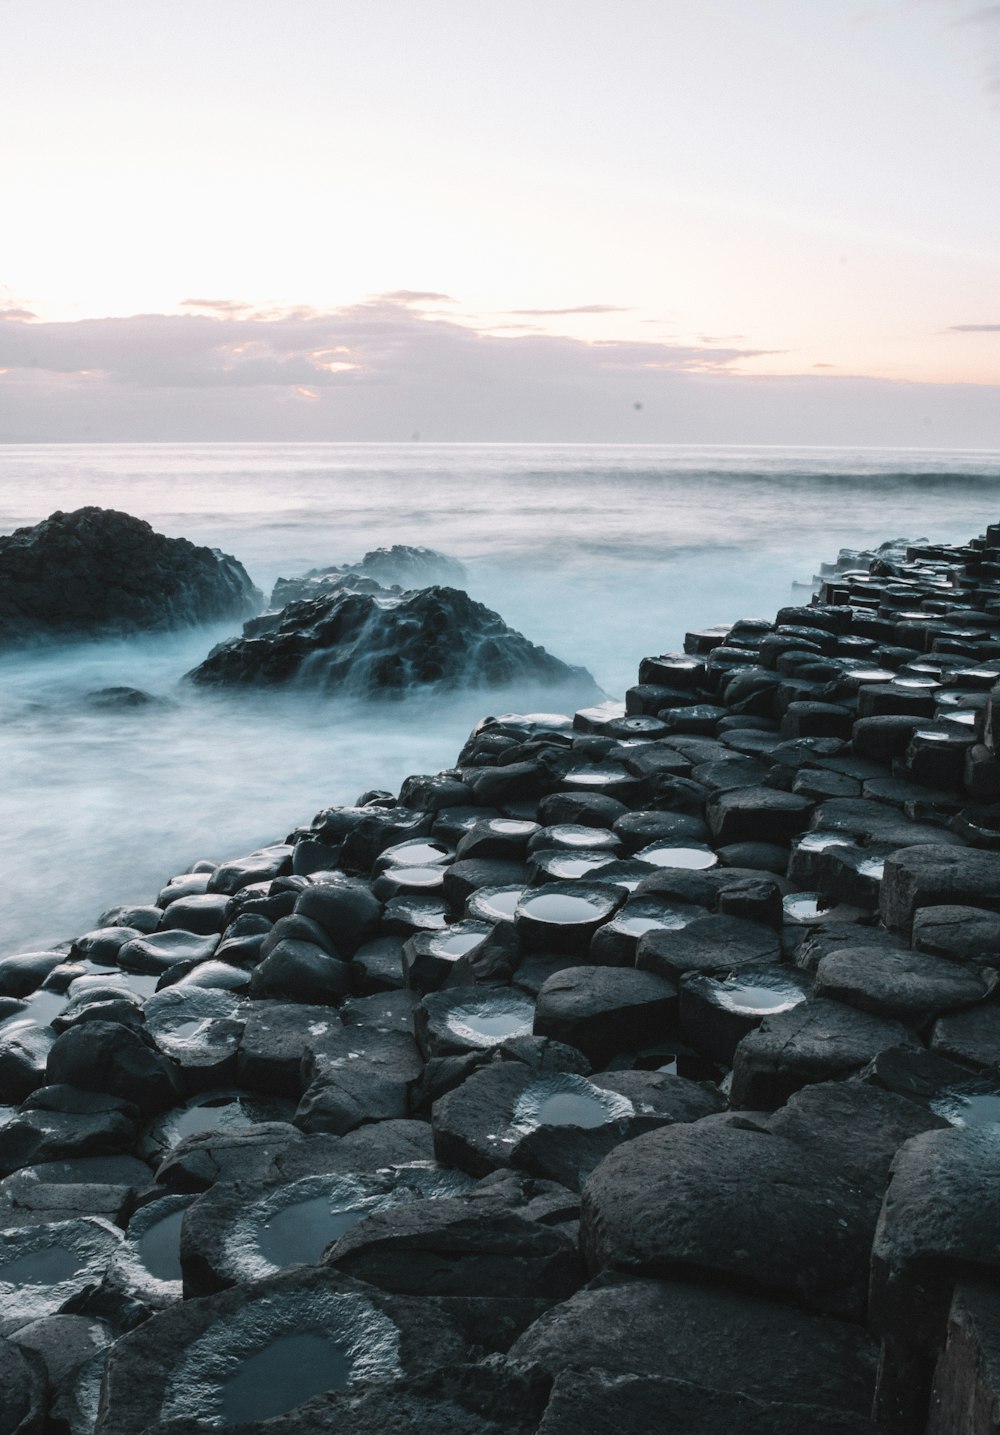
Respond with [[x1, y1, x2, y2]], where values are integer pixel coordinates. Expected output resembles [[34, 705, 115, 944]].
[[4, 522, 1000, 1432]]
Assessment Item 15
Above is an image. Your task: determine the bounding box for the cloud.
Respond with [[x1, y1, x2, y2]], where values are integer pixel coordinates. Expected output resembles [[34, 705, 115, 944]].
[[0, 297, 768, 393], [375, 290, 456, 305], [181, 298, 255, 314], [0, 307, 37, 322], [948, 323, 1000, 331], [0, 294, 998, 445], [507, 304, 631, 316]]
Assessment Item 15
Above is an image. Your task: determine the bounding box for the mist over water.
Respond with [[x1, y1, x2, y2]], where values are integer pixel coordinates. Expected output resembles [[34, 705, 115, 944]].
[[1, 442, 998, 954]]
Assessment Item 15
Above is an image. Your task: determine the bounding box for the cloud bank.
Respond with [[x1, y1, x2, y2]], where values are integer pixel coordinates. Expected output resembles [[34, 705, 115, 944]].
[[1, 294, 998, 446]]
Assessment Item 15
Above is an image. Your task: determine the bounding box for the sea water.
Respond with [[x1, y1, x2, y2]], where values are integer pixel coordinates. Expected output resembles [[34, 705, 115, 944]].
[[1, 441, 998, 955]]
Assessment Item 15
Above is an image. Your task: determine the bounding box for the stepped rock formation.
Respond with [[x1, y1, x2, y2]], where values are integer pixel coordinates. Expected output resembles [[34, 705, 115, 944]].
[[8, 520, 1000, 1430], [188, 583, 598, 697], [0, 507, 262, 645]]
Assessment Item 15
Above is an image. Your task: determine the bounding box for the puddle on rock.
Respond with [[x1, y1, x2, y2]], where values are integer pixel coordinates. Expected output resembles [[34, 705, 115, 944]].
[[444, 993, 535, 1048], [466, 886, 526, 922], [258, 1198, 369, 1268], [511, 1072, 634, 1133], [713, 976, 808, 1016], [931, 1089, 1000, 1128], [783, 892, 834, 923], [136, 1209, 185, 1283], [432, 930, 486, 957], [634, 843, 718, 870], [221, 1334, 352, 1425], [0, 1245, 83, 1285], [541, 854, 613, 880], [517, 892, 608, 923]]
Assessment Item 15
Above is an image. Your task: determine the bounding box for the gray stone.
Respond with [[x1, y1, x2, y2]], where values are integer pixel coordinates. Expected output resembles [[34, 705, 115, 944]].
[[912, 904, 1000, 968], [815, 945, 990, 1026], [880, 844, 1000, 934], [533, 967, 677, 1068], [731, 998, 919, 1109], [580, 1120, 875, 1316], [536, 1370, 877, 1435], [508, 1276, 877, 1414], [636, 914, 781, 983]]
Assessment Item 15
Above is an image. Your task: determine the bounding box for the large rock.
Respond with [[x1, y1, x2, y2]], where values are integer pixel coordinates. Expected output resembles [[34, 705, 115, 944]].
[[580, 1117, 879, 1316], [186, 585, 598, 697], [731, 998, 919, 1109], [0, 507, 260, 645], [508, 1276, 878, 1415], [270, 546, 468, 606]]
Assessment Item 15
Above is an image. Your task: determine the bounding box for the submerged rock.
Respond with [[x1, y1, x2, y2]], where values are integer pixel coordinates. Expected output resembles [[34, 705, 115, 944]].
[[0, 507, 261, 645], [187, 585, 598, 697], [270, 546, 467, 607]]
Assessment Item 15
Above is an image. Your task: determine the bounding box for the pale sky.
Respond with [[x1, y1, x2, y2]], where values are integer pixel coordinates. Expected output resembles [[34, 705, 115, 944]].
[[1, 0, 999, 442]]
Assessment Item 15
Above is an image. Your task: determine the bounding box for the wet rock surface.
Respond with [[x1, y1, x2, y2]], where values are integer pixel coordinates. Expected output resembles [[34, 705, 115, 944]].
[[0, 507, 261, 646], [10, 518, 1000, 1430], [187, 583, 599, 698]]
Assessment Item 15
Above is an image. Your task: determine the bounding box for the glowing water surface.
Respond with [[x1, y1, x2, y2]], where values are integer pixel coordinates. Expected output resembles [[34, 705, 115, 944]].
[[136, 1209, 185, 1283]]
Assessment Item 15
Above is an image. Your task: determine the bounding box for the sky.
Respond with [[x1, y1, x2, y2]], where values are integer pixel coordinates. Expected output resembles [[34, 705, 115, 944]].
[[1, 0, 999, 443]]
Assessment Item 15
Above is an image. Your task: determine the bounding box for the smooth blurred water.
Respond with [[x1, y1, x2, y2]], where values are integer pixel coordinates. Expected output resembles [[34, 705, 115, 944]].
[[0, 441, 997, 955]]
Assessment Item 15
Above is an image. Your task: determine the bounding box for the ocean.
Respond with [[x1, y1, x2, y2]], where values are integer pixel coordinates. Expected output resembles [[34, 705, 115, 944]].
[[1, 441, 998, 956]]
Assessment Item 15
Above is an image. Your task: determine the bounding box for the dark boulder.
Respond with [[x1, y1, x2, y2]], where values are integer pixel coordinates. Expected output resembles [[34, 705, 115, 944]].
[[508, 1276, 878, 1415], [0, 507, 260, 645], [270, 545, 468, 606], [187, 585, 598, 697]]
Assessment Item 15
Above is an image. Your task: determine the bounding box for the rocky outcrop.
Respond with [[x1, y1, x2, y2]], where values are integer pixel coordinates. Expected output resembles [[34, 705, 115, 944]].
[[187, 584, 598, 697], [0, 508, 261, 645], [11, 518, 1000, 1432], [270, 546, 467, 608]]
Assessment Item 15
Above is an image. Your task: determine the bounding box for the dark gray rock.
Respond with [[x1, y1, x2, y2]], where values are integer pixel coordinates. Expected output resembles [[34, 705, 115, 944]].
[[911, 904, 1000, 968], [415, 988, 535, 1060], [678, 965, 812, 1064], [236, 1003, 343, 1096], [536, 1370, 877, 1435], [46, 1021, 180, 1114], [326, 1193, 583, 1299], [0, 1088, 139, 1177], [0, 1155, 154, 1229], [0, 1336, 46, 1435], [0, 951, 74, 998], [293, 878, 382, 956], [870, 1126, 1000, 1430], [532, 967, 678, 1067], [0, 507, 261, 645], [0, 1022, 56, 1103], [636, 913, 781, 983], [706, 786, 814, 845], [0, 1216, 123, 1334], [930, 1005, 1000, 1072], [188, 585, 598, 697], [510, 1071, 724, 1191], [815, 945, 990, 1026], [731, 998, 920, 1109], [249, 940, 351, 1004], [433, 1063, 635, 1178], [580, 1119, 875, 1316], [926, 1281, 1000, 1435], [134, 1363, 546, 1435], [508, 1276, 878, 1414], [880, 844, 1000, 933], [295, 1028, 423, 1134]]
